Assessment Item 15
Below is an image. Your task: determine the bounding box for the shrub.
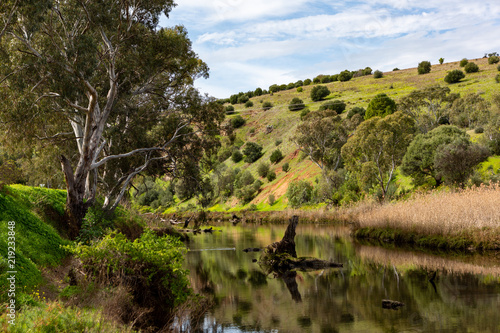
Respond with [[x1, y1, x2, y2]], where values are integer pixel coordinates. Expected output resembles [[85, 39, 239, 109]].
[[289, 97, 305, 111], [295, 80, 304, 87], [496, 74, 500, 83], [320, 75, 331, 84], [275, 139, 282, 146], [464, 62, 479, 73], [363, 67, 373, 75], [262, 101, 273, 110], [365, 93, 396, 119], [237, 95, 249, 104], [257, 162, 270, 178], [310, 85, 330, 101], [245, 100, 254, 108], [231, 115, 246, 128], [439, 57, 444, 64], [282, 162, 290, 172], [373, 70, 383, 79], [296, 87, 303, 92], [225, 105, 235, 114], [254, 87, 263, 96], [270, 149, 284, 163], [417, 61, 431, 74], [286, 180, 313, 208], [444, 69, 465, 84], [268, 194, 276, 205], [460, 58, 469, 67], [267, 171, 276, 182], [488, 55, 500, 64], [243, 142, 263, 163], [300, 108, 310, 120], [303, 78, 312, 85], [475, 127, 484, 134], [338, 70, 353, 82], [319, 100, 346, 113], [231, 150, 243, 163], [347, 106, 366, 119], [497, 64, 500, 71], [217, 147, 232, 162], [393, 68, 400, 71]]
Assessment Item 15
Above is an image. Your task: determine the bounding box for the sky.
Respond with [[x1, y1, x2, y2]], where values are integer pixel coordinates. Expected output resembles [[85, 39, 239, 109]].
[[162, 0, 500, 99]]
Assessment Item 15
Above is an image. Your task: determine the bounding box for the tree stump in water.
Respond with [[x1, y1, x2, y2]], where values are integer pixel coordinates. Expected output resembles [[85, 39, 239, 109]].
[[265, 215, 299, 258]]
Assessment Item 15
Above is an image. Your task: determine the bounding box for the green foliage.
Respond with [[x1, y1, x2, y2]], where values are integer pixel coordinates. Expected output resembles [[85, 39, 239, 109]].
[[449, 92, 490, 128], [363, 67, 373, 75], [310, 85, 331, 102], [488, 55, 500, 64], [288, 97, 305, 111], [243, 142, 264, 163], [76, 206, 114, 245], [464, 62, 479, 73], [347, 106, 366, 120], [245, 100, 254, 108], [282, 162, 290, 173], [434, 138, 490, 187], [304, 78, 312, 85], [237, 95, 249, 104], [417, 61, 432, 74], [267, 171, 277, 182], [460, 58, 469, 67], [393, 68, 400, 71], [286, 180, 313, 208], [401, 125, 468, 186], [231, 150, 243, 163], [496, 74, 500, 83], [257, 162, 270, 178], [0, 160, 24, 190], [268, 194, 276, 206], [497, 64, 500, 71], [439, 57, 444, 64], [300, 108, 311, 120], [373, 70, 383, 79], [135, 178, 174, 210], [254, 87, 263, 96], [217, 147, 232, 162], [444, 69, 465, 83], [338, 70, 353, 82], [296, 87, 303, 92], [364, 93, 396, 119], [231, 115, 246, 128], [262, 101, 273, 110], [235, 171, 260, 203], [319, 100, 346, 113], [225, 105, 235, 114], [270, 149, 284, 164]]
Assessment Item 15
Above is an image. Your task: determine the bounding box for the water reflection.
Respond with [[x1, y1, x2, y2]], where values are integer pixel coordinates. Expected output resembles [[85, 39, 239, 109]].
[[181, 224, 500, 333]]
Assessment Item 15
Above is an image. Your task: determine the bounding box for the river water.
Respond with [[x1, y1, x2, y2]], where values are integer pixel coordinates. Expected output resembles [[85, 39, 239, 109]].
[[181, 223, 500, 332]]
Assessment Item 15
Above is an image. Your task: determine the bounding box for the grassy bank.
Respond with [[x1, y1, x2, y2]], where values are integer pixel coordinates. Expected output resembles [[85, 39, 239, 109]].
[[350, 183, 500, 250]]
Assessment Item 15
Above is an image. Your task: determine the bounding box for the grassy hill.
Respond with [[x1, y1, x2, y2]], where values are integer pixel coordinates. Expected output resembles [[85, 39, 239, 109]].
[[173, 57, 500, 212]]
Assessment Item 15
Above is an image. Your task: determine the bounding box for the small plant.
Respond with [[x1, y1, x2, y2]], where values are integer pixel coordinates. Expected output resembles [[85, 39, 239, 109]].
[[267, 171, 276, 182], [231, 150, 243, 163], [257, 162, 270, 178], [225, 105, 235, 114], [488, 55, 500, 64], [231, 115, 246, 128], [270, 149, 284, 163], [268, 194, 276, 206], [300, 108, 310, 120], [319, 100, 346, 113], [289, 97, 305, 111], [417, 61, 431, 74], [474, 127, 484, 134], [439, 57, 444, 64], [464, 62, 479, 73], [310, 85, 331, 101], [296, 87, 303, 92], [282, 162, 290, 172], [460, 58, 468, 67], [245, 100, 254, 108], [262, 101, 273, 110], [373, 70, 383, 78], [444, 69, 465, 84]]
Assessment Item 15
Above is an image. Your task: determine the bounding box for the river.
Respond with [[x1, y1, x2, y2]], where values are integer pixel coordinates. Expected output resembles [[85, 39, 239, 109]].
[[179, 223, 500, 332]]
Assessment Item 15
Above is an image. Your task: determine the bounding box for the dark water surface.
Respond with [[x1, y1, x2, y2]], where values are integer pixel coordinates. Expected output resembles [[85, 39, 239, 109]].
[[181, 223, 500, 332]]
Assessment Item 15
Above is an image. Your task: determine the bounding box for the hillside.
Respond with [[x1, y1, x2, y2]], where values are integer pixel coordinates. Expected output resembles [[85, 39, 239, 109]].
[[172, 57, 500, 212]]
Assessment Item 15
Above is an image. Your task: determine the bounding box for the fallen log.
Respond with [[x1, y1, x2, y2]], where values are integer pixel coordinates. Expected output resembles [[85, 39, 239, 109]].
[[382, 299, 405, 310]]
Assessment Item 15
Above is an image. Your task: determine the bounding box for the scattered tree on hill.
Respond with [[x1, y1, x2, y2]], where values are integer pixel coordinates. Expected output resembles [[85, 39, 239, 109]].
[[363, 67, 373, 75], [449, 93, 490, 128], [293, 110, 348, 182], [338, 70, 353, 82], [444, 70, 465, 84], [439, 58, 444, 64], [342, 112, 416, 198], [267, 171, 276, 182], [245, 101, 254, 108], [347, 107, 366, 120], [0, 1, 224, 237], [289, 97, 305, 111], [282, 162, 290, 173], [464, 62, 479, 73], [257, 162, 270, 178], [417, 61, 432, 74], [310, 85, 331, 101], [460, 58, 469, 67], [262, 101, 273, 110], [254, 87, 263, 96], [231, 150, 243, 163], [488, 55, 500, 64], [231, 115, 246, 128], [225, 105, 235, 114], [401, 125, 468, 186], [319, 100, 346, 113], [365, 93, 397, 120], [373, 70, 383, 79], [398, 85, 459, 132], [243, 142, 264, 163], [270, 149, 284, 164], [304, 79, 312, 85], [286, 180, 313, 208]]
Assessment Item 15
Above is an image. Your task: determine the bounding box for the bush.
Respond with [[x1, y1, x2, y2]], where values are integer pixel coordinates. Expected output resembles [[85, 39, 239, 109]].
[[364, 93, 396, 119], [464, 62, 479, 73], [268, 194, 276, 206], [270, 149, 284, 163], [231, 150, 243, 163], [488, 55, 500, 64], [303, 78, 312, 85], [475, 127, 484, 134], [373, 70, 383, 78], [231, 115, 246, 128], [300, 108, 310, 120], [460, 58, 468, 67], [257, 162, 270, 178], [296, 87, 303, 92], [444, 69, 465, 84], [225, 105, 235, 114], [286, 180, 313, 208], [363, 67, 373, 75], [245, 100, 254, 108], [319, 100, 346, 113], [282, 162, 290, 172], [267, 171, 276, 182], [497, 64, 500, 71], [393, 68, 400, 71], [310, 85, 331, 101], [417, 61, 431, 74], [288, 97, 305, 111], [338, 70, 353, 82], [275, 139, 282, 146], [237, 95, 249, 104], [295, 80, 304, 87], [496, 74, 500, 83], [243, 142, 263, 163], [262, 101, 273, 110], [217, 147, 232, 162], [347, 106, 366, 119], [439, 57, 444, 64]]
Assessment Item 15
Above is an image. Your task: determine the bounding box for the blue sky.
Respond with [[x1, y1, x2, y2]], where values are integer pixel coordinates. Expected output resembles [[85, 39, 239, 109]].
[[162, 0, 500, 99]]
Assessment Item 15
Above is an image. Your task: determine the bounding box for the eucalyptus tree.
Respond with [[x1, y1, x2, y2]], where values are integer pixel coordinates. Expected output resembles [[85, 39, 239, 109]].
[[0, 1, 224, 237]]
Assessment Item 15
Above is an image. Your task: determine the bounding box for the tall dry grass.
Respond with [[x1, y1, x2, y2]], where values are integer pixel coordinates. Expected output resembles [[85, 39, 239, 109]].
[[354, 183, 500, 237]]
